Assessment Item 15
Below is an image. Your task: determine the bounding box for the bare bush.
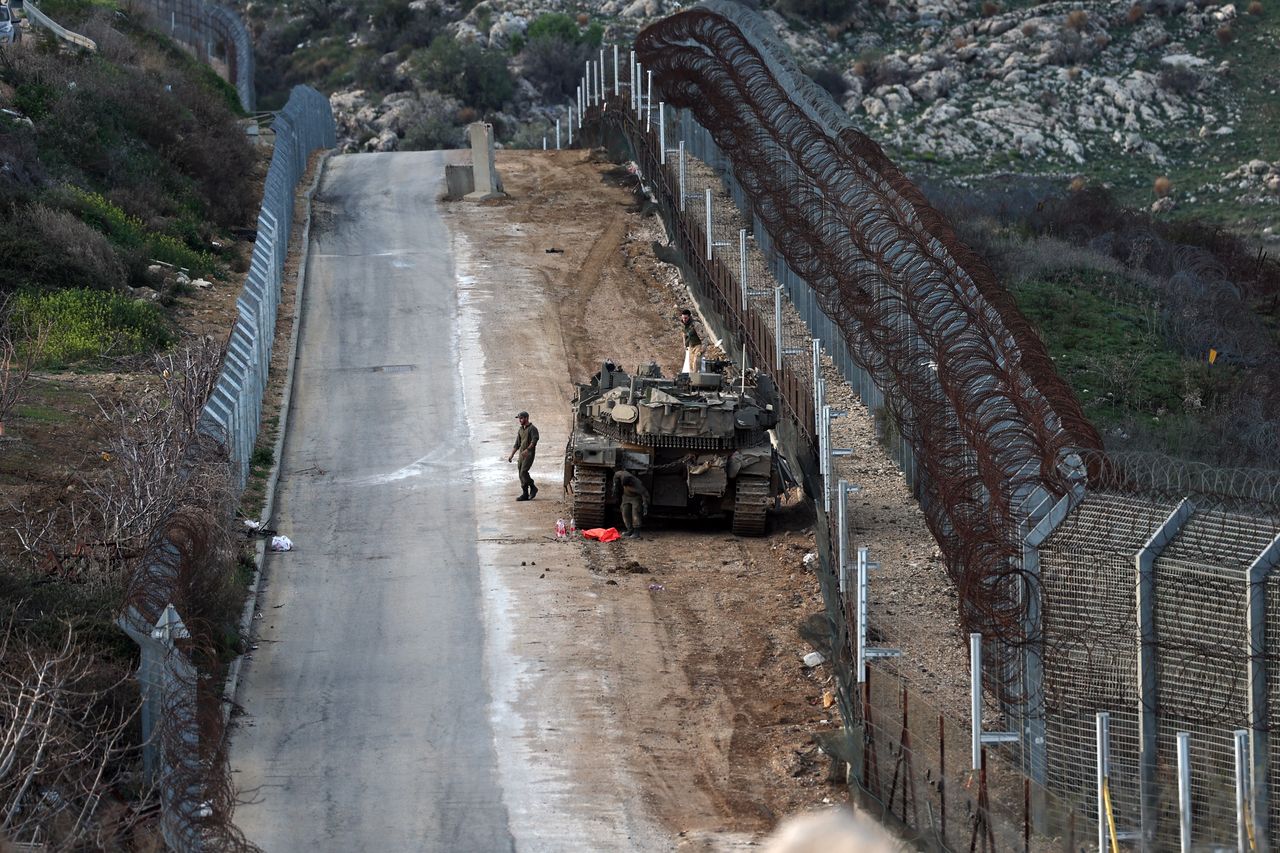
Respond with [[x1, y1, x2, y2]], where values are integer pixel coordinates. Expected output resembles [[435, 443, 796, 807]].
[[25, 203, 128, 292], [12, 339, 225, 572], [84, 340, 226, 545], [0, 620, 144, 850], [400, 91, 465, 152]]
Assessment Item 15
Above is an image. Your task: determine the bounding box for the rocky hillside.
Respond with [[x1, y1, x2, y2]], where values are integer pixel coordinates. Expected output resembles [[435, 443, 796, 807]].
[[246, 0, 1276, 233]]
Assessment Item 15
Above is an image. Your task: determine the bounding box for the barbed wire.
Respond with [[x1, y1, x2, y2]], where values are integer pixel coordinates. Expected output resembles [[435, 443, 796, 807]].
[[636, 2, 1102, 702]]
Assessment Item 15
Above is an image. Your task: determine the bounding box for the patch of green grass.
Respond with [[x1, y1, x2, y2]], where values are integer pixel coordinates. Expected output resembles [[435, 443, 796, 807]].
[[14, 289, 173, 367], [14, 404, 73, 423], [1009, 270, 1238, 430]]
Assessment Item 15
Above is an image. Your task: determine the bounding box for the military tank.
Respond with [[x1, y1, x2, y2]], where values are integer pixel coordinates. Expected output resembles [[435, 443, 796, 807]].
[[563, 359, 783, 536]]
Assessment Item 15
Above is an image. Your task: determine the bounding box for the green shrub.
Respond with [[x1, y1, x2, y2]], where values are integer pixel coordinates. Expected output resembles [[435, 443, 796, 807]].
[[14, 288, 173, 366], [525, 12, 580, 44], [415, 36, 513, 111], [13, 82, 57, 121], [67, 188, 147, 248], [519, 13, 604, 99], [148, 234, 216, 275]]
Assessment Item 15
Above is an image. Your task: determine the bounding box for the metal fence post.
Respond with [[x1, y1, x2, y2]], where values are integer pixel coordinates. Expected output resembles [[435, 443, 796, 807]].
[[629, 49, 636, 109], [678, 141, 686, 212], [1246, 533, 1279, 848], [613, 44, 619, 95], [568, 107, 573, 145], [740, 228, 749, 311], [1176, 732, 1192, 853], [705, 187, 713, 258], [971, 632, 1016, 772], [555, 119, 560, 150], [971, 633, 983, 770], [857, 546, 869, 682], [646, 69, 653, 131], [811, 338, 821, 437], [1235, 729, 1251, 853], [774, 285, 783, 370], [1098, 712, 1112, 853], [659, 104, 666, 164], [1134, 499, 1192, 844], [837, 480, 849, 597]]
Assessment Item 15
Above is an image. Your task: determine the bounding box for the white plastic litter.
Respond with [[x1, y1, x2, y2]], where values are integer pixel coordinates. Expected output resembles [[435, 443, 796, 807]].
[[802, 651, 826, 668], [270, 535, 294, 552], [243, 519, 263, 531], [802, 552, 817, 568]]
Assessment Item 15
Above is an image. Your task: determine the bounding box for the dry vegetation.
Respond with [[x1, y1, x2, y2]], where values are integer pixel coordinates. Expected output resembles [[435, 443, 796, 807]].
[[0, 10, 266, 848]]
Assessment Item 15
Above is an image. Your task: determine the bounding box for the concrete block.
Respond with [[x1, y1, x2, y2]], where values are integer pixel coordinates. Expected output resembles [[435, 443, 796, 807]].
[[445, 164, 475, 199], [464, 122, 506, 200]]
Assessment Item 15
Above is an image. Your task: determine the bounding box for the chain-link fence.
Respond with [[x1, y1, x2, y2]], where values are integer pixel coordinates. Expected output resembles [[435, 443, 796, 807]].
[[198, 85, 334, 488], [117, 85, 334, 851], [128, 0, 255, 111]]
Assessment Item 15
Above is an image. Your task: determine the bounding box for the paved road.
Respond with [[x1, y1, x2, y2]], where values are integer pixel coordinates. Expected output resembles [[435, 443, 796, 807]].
[[231, 152, 514, 851], [231, 151, 670, 852]]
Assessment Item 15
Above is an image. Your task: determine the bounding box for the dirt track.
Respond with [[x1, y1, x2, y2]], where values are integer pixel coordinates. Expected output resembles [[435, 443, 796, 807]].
[[443, 150, 851, 847]]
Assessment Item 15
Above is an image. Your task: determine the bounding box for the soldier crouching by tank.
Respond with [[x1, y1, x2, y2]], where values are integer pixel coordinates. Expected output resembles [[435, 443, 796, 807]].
[[612, 469, 650, 538], [508, 411, 539, 501]]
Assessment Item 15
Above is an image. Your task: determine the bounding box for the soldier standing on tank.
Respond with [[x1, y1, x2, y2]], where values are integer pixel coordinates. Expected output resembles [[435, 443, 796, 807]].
[[508, 411, 539, 501], [612, 469, 650, 538], [680, 308, 703, 374]]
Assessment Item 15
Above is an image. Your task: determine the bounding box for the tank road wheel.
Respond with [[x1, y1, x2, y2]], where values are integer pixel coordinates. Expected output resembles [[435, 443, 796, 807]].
[[731, 477, 771, 537], [571, 466, 609, 529]]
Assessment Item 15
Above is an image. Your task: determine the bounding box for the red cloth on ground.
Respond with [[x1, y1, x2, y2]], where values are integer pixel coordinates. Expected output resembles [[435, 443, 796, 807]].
[[582, 527, 621, 542]]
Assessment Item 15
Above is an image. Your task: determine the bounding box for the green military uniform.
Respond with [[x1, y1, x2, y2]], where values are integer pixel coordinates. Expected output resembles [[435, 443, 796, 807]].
[[513, 418, 539, 499], [683, 320, 702, 348], [612, 469, 650, 537], [682, 315, 703, 374]]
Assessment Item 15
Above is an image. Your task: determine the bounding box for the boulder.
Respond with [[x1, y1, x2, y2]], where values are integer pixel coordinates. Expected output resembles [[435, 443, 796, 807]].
[[488, 12, 527, 51]]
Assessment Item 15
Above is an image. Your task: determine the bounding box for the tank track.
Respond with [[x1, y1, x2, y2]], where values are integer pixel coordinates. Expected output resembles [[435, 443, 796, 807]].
[[731, 477, 770, 537], [571, 466, 609, 529]]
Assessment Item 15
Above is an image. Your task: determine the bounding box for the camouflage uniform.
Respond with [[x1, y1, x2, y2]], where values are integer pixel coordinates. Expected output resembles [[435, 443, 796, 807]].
[[514, 421, 539, 496], [682, 318, 703, 373], [612, 469, 650, 536]]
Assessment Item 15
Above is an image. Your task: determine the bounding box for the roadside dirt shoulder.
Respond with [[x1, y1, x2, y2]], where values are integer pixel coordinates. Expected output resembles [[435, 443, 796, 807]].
[[445, 150, 849, 847]]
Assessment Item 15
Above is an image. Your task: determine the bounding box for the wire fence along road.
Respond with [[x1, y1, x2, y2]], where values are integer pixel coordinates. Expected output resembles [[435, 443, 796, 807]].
[[128, 0, 255, 111], [573, 2, 1280, 847], [118, 86, 334, 851]]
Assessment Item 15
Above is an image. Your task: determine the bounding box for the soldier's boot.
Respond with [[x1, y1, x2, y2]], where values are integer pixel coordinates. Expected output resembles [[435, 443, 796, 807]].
[[529, 483, 539, 500], [516, 486, 530, 501]]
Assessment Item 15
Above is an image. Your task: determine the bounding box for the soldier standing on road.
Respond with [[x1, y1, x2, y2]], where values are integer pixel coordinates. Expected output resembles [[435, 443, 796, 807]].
[[612, 469, 650, 538], [508, 411, 539, 501], [680, 308, 703, 374]]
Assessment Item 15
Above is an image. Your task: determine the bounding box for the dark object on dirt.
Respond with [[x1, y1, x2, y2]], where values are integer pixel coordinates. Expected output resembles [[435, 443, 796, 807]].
[[545, 247, 564, 253], [563, 360, 785, 536]]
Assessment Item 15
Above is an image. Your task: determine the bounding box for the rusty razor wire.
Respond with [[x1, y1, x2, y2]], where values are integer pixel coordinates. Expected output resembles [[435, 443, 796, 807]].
[[635, 1, 1102, 696]]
